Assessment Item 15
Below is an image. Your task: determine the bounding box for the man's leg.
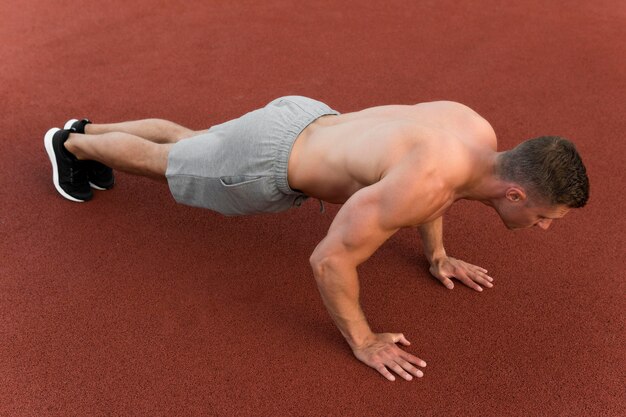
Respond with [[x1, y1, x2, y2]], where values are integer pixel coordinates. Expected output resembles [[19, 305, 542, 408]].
[[84, 119, 199, 144], [64, 132, 172, 182]]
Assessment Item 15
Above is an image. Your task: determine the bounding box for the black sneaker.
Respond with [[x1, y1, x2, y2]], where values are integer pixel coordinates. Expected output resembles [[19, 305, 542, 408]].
[[64, 118, 115, 190], [43, 127, 93, 202]]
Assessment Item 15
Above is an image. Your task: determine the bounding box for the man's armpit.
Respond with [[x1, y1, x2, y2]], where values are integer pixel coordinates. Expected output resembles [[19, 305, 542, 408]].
[[314, 185, 399, 266]]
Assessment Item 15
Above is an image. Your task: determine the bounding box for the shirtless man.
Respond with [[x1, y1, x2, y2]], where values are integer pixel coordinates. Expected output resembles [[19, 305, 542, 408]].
[[43, 95, 589, 382]]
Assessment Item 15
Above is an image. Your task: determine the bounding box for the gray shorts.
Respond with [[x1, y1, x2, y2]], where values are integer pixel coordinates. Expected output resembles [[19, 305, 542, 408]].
[[165, 96, 340, 216]]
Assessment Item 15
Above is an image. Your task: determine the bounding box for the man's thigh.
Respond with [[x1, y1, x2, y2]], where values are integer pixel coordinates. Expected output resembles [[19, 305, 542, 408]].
[[179, 129, 210, 140]]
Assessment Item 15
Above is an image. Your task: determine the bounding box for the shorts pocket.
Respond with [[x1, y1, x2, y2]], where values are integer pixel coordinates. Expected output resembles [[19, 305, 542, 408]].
[[219, 176, 263, 187], [216, 176, 274, 216]]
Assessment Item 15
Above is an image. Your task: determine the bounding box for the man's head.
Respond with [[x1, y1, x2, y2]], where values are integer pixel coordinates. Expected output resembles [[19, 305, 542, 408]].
[[494, 136, 589, 230]]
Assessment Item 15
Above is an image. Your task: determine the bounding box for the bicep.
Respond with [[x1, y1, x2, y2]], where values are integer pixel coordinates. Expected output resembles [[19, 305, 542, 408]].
[[311, 176, 427, 267]]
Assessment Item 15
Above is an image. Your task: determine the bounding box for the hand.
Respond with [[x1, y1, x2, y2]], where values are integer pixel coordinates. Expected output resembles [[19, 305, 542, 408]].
[[352, 332, 427, 381], [429, 256, 494, 292]]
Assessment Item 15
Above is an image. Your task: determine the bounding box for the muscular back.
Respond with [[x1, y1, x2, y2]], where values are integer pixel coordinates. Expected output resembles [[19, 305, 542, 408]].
[[288, 101, 497, 205]]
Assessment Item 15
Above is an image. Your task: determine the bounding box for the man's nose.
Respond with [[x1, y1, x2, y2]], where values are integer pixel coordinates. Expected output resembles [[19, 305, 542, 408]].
[[537, 219, 552, 230]]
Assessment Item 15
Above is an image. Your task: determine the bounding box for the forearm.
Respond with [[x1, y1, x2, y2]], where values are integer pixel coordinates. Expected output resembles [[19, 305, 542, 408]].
[[311, 259, 373, 349], [418, 216, 447, 264]]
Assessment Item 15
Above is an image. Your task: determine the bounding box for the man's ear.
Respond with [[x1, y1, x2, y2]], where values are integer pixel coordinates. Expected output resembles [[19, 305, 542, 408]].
[[505, 187, 527, 203]]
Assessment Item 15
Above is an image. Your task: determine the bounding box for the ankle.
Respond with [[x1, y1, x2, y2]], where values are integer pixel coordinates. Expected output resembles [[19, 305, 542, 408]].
[[64, 135, 86, 160], [83, 123, 95, 135]]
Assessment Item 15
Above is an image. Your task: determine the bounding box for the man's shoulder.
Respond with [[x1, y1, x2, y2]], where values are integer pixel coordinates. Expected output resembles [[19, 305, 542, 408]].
[[422, 100, 488, 121], [374, 153, 454, 225], [442, 101, 497, 149], [410, 101, 497, 150]]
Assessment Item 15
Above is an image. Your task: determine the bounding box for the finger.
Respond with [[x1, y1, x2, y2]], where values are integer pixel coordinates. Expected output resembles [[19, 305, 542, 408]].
[[469, 272, 493, 288], [457, 274, 483, 292], [388, 361, 414, 381], [399, 350, 427, 368], [376, 364, 396, 382], [470, 267, 494, 283], [438, 276, 454, 289], [395, 333, 411, 346], [396, 357, 424, 378], [465, 263, 493, 281], [470, 265, 489, 275]]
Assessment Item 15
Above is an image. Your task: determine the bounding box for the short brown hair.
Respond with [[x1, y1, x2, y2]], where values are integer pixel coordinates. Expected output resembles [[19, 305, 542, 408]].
[[497, 136, 589, 208]]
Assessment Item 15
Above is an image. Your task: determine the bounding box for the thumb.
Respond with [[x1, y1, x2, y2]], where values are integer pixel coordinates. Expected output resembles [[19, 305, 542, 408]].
[[430, 266, 454, 289], [394, 333, 411, 346], [437, 274, 454, 290], [443, 278, 454, 289], [438, 275, 454, 289]]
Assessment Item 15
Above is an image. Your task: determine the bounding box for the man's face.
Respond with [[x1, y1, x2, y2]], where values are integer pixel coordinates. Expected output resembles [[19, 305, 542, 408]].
[[498, 199, 570, 231]]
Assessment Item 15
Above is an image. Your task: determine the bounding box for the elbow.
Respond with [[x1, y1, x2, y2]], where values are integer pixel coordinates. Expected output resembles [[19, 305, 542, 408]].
[[310, 252, 353, 283], [309, 252, 327, 279], [309, 252, 339, 282]]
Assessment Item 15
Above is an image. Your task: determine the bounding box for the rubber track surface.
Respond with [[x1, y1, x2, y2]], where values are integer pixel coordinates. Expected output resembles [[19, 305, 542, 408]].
[[1, 1, 624, 415]]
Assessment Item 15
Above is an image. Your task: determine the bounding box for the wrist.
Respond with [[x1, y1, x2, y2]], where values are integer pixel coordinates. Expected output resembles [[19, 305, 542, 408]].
[[343, 323, 375, 350], [348, 331, 375, 351], [427, 251, 447, 265]]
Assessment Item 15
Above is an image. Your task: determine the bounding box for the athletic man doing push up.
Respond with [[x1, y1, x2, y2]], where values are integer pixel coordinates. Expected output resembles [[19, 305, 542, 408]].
[[44, 95, 589, 381]]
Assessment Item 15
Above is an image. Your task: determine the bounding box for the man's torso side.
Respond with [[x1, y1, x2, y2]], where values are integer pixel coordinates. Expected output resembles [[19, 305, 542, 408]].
[[288, 101, 497, 205]]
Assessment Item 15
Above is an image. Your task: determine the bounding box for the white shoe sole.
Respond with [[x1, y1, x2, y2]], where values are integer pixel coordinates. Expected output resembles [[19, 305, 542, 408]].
[[89, 181, 108, 191], [44, 127, 86, 203], [63, 119, 79, 130]]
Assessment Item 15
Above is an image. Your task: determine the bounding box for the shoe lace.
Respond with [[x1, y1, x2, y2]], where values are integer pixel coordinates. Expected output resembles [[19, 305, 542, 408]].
[[69, 163, 87, 185], [92, 163, 109, 175]]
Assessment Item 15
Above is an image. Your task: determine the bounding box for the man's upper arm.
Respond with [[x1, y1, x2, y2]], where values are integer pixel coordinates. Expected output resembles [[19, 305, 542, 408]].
[[311, 170, 436, 268]]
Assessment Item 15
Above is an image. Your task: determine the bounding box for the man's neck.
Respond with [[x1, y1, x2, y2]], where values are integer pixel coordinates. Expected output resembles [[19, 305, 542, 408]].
[[454, 151, 508, 207]]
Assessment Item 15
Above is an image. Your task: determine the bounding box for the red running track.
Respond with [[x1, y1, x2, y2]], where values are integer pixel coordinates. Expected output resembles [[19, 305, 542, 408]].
[[1, 0, 624, 416]]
